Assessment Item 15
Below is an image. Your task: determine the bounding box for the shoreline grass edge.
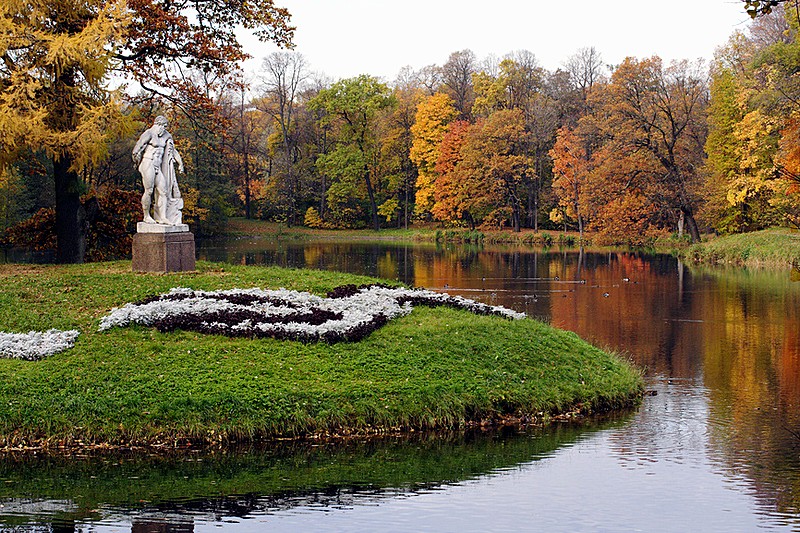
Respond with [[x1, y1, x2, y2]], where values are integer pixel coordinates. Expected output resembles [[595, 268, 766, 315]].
[[0, 261, 643, 452]]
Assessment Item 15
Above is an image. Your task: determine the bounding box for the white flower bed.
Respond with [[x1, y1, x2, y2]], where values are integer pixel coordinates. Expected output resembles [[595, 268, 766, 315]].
[[99, 284, 525, 343], [0, 329, 81, 361]]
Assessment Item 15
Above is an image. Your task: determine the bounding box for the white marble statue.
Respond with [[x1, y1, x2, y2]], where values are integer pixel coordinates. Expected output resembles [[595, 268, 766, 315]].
[[132, 116, 185, 226]]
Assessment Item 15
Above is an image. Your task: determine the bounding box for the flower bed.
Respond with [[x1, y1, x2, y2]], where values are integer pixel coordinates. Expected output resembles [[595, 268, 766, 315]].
[[99, 283, 526, 343], [0, 329, 81, 361]]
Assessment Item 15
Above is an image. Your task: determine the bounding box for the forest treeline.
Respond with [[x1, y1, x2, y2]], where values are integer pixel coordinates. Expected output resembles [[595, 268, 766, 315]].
[[2, 3, 800, 261]]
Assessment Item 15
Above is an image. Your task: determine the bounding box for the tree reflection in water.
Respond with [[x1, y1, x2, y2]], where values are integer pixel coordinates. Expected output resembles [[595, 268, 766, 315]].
[[0, 424, 616, 531]]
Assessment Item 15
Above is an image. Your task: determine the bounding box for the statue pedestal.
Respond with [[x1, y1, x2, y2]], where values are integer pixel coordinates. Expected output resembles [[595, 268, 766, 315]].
[[132, 223, 195, 273]]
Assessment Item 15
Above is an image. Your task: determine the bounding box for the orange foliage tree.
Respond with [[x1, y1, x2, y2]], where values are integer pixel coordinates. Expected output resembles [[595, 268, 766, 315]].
[[775, 115, 800, 226], [596, 57, 708, 242], [550, 126, 590, 238], [2, 188, 140, 261], [431, 120, 471, 225], [432, 110, 531, 230]]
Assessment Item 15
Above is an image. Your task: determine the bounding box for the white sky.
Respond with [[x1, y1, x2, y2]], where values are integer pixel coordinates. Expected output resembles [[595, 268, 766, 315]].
[[241, 0, 754, 82]]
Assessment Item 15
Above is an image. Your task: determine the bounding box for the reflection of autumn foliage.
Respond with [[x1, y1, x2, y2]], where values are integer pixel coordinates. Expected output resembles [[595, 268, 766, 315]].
[[2, 188, 140, 261], [698, 269, 800, 516], [549, 252, 695, 375], [780, 323, 800, 406]]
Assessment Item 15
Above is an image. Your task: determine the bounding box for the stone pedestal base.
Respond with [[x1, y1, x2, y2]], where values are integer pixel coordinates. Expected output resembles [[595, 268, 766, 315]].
[[132, 231, 196, 273]]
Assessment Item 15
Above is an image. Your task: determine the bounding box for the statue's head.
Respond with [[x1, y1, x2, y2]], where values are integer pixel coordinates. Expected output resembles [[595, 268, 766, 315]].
[[153, 115, 168, 135]]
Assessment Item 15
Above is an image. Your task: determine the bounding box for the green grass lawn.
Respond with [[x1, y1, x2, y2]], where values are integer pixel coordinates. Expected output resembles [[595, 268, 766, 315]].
[[0, 261, 642, 450], [684, 227, 800, 268]]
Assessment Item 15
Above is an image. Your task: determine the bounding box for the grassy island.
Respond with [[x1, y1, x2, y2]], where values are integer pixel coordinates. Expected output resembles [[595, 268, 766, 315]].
[[0, 261, 642, 451]]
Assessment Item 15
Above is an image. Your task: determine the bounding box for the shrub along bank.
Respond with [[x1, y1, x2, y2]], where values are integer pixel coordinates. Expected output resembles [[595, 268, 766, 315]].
[[0, 261, 642, 450]]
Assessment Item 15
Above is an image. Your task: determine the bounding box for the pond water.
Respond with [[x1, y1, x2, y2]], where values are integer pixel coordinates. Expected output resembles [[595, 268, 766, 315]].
[[3, 236, 800, 532]]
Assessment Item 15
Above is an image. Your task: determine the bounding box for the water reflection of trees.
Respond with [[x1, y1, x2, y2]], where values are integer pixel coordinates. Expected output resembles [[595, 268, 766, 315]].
[[408, 247, 704, 378], [695, 268, 800, 521], [0, 424, 622, 531]]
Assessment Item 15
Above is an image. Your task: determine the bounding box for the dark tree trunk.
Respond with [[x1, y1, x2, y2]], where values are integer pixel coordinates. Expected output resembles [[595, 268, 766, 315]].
[[364, 168, 380, 231], [530, 175, 540, 232], [243, 154, 251, 219], [682, 206, 701, 243], [465, 212, 476, 230], [53, 156, 86, 264]]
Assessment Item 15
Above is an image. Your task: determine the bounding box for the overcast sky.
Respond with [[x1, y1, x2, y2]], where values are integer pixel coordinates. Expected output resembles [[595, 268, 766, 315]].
[[241, 0, 754, 82]]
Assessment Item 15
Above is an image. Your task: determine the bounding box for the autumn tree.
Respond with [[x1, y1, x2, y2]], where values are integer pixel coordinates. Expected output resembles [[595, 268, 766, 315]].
[[120, 0, 293, 114], [750, 9, 800, 228], [225, 84, 270, 220], [744, 0, 800, 20], [703, 45, 749, 233], [1, 0, 293, 262], [471, 52, 559, 230], [564, 47, 607, 122], [417, 65, 444, 95], [431, 120, 472, 225], [550, 126, 590, 238], [471, 52, 545, 116], [377, 77, 424, 228], [775, 116, 800, 226], [295, 75, 335, 221], [599, 57, 708, 242], [587, 140, 666, 243], [309, 75, 396, 230], [434, 110, 531, 231], [410, 93, 457, 219], [0, 1, 132, 262], [508, 52, 558, 230], [471, 109, 531, 231], [703, 9, 800, 232]]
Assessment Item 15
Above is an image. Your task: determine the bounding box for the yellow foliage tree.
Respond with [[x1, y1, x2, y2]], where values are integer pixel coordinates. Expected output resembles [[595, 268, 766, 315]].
[[2, 0, 294, 262], [410, 93, 457, 218], [730, 110, 780, 206], [1, 0, 133, 262]]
